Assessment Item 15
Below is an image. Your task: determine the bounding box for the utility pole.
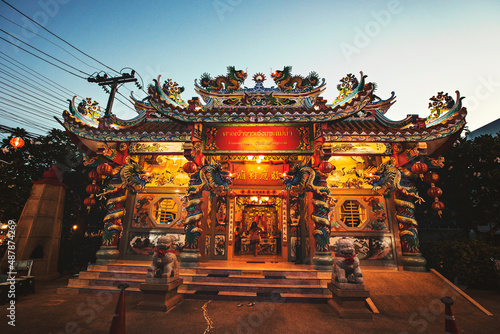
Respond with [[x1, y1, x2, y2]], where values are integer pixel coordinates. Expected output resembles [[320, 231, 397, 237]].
[[87, 71, 138, 116]]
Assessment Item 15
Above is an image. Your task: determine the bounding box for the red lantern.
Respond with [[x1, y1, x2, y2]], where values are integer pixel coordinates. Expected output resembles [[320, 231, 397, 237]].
[[97, 163, 113, 178], [432, 200, 445, 212], [319, 161, 334, 174], [411, 162, 428, 175], [9, 137, 24, 150], [88, 170, 100, 182], [182, 161, 198, 174], [86, 184, 100, 194], [84, 197, 96, 207], [427, 186, 443, 198], [278, 190, 287, 199], [423, 171, 440, 184], [227, 190, 236, 200]]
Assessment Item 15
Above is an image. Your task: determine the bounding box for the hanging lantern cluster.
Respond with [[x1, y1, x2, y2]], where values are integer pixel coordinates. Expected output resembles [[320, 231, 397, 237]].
[[423, 171, 444, 217], [411, 161, 429, 180], [84, 170, 101, 211], [9, 137, 25, 150], [97, 163, 113, 179]]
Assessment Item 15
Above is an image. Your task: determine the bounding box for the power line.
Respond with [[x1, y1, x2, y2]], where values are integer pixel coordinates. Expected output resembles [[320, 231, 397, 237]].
[[0, 28, 91, 76], [0, 35, 87, 79], [0, 124, 45, 138], [0, 14, 104, 73], [0, 81, 66, 110], [0, 100, 61, 121], [0, 63, 70, 101], [0, 110, 54, 133], [0, 106, 60, 131], [0, 67, 72, 102], [0, 64, 69, 103], [1, 0, 121, 75], [116, 91, 136, 112], [0, 51, 80, 96], [0, 94, 62, 117]]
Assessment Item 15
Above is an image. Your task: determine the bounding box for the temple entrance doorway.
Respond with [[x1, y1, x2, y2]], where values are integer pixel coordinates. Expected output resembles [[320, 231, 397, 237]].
[[202, 158, 290, 262], [227, 190, 288, 262]]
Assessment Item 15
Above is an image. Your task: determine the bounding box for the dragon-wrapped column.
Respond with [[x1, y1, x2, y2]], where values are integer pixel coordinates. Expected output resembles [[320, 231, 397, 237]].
[[95, 177, 127, 264], [95, 159, 150, 265], [396, 178, 427, 272], [179, 167, 204, 267], [284, 165, 332, 270], [310, 169, 334, 270], [368, 158, 427, 272], [180, 163, 231, 267]]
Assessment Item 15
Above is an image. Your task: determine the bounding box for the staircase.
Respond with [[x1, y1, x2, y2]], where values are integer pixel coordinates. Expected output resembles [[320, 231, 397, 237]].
[[57, 261, 331, 303]]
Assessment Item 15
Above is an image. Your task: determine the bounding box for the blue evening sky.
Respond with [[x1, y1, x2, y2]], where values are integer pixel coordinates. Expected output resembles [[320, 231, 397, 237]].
[[0, 0, 499, 135]]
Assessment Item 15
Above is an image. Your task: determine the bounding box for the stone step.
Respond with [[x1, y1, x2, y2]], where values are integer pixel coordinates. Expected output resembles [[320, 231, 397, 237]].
[[187, 274, 323, 285], [191, 268, 319, 278], [59, 261, 331, 303], [179, 288, 329, 303], [67, 278, 144, 289], [57, 285, 143, 297], [87, 264, 148, 273], [78, 271, 147, 280], [182, 281, 326, 294]]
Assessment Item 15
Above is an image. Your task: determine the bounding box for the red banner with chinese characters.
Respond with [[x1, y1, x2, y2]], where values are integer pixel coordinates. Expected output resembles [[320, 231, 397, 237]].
[[230, 162, 285, 187], [203, 124, 313, 154]]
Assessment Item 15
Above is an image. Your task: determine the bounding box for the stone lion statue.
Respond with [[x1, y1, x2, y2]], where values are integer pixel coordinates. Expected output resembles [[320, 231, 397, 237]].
[[332, 238, 363, 284], [146, 235, 178, 280]]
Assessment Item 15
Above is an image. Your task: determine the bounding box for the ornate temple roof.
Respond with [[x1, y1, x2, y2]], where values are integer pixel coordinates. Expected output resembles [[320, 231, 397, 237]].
[[61, 69, 467, 148]]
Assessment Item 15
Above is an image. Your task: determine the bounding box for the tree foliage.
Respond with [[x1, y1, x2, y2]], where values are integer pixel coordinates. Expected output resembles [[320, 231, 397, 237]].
[[416, 132, 500, 236], [0, 128, 106, 272]]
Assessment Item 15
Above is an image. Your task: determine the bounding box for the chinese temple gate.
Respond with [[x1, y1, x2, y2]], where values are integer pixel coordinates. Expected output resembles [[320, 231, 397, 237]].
[[62, 67, 467, 272]]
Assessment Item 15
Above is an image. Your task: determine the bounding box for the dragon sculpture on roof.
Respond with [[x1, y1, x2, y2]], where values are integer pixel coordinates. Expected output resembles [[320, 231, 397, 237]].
[[271, 66, 320, 91], [199, 66, 247, 92]]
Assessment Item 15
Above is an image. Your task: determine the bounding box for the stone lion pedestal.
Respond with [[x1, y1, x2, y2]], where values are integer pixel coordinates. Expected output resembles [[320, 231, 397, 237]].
[[328, 237, 373, 319], [137, 275, 183, 312], [327, 282, 372, 319]]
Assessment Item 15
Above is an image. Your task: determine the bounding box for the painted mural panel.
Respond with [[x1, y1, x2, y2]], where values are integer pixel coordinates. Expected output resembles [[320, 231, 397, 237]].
[[131, 155, 190, 187], [326, 155, 377, 189], [214, 235, 226, 256], [329, 236, 394, 261], [126, 232, 185, 256], [132, 194, 155, 228]]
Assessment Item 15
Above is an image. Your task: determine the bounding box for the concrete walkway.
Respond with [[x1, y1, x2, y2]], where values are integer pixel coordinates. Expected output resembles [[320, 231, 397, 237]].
[[1, 273, 499, 334]]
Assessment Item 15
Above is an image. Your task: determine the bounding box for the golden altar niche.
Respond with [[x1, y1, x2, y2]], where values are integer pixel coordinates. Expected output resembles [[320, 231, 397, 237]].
[[236, 197, 281, 256]]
